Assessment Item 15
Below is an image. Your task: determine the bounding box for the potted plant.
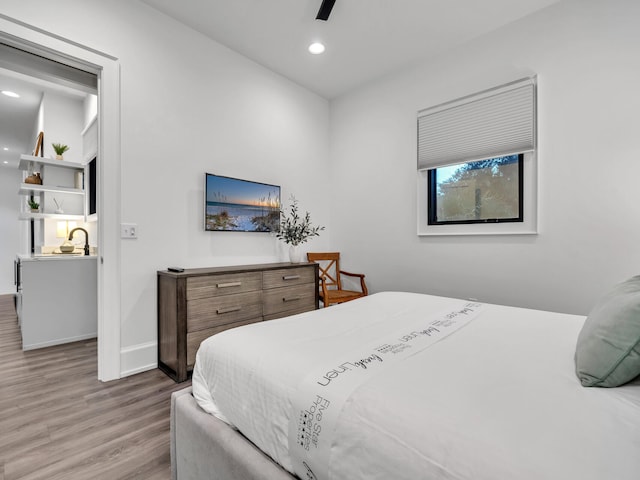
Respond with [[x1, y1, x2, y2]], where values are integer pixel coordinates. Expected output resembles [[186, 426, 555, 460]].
[[276, 196, 324, 263], [27, 199, 40, 213], [52, 142, 70, 160]]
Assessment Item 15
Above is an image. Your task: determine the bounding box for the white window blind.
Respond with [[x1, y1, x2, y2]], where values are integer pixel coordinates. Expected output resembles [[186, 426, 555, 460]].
[[417, 77, 536, 170]]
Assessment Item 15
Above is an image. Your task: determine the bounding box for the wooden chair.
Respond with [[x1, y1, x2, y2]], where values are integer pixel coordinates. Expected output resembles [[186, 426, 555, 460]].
[[306, 252, 368, 307]]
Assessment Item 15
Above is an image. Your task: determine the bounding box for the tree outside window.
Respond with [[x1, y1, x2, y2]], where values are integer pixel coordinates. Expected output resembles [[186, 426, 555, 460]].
[[428, 154, 523, 225]]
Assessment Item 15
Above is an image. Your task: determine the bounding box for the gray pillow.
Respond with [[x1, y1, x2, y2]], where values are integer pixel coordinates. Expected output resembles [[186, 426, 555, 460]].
[[575, 276, 640, 387]]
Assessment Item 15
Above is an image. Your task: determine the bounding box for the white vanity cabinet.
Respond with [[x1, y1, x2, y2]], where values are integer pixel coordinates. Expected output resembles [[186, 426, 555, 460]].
[[18, 255, 97, 350]]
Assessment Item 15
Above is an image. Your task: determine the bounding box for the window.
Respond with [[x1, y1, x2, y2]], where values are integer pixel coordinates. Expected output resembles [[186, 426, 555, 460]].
[[428, 154, 523, 225], [417, 77, 537, 235]]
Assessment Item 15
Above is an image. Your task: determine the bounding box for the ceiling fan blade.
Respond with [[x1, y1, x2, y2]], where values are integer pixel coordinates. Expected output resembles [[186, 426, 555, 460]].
[[316, 0, 336, 21]]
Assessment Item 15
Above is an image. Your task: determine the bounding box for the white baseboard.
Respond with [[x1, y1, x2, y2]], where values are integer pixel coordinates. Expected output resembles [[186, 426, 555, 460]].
[[120, 341, 157, 377], [22, 332, 97, 351]]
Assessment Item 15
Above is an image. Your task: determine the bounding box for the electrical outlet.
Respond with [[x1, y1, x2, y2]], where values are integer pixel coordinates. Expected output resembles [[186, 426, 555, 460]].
[[121, 223, 138, 239]]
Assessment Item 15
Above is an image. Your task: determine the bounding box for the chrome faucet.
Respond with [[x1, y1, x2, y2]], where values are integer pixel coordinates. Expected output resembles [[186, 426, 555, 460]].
[[68, 227, 90, 256]]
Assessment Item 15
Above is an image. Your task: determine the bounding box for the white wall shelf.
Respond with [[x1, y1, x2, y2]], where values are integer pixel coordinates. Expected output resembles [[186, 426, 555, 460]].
[[17, 154, 87, 253], [19, 183, 84, 196], [18, 154, 85, 171], [18, 213, 85, 221]]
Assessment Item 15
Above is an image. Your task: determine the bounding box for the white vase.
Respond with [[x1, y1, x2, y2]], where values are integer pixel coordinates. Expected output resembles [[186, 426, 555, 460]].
[[289, 245, 303, 263]]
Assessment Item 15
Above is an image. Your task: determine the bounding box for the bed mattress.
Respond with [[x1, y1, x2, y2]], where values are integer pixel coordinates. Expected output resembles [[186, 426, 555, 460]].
[[192, 291, 640, 480]]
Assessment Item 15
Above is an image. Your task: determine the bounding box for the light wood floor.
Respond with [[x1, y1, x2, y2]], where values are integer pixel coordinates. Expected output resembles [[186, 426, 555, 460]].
[[0, 294, 191, 480]]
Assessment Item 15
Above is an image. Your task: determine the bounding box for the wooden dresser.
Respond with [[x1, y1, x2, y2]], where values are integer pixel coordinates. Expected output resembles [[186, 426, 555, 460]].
[[157, 262, 319, 382]]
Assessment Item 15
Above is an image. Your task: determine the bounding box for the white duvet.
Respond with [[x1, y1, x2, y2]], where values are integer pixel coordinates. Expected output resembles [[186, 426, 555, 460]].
[[192, 292, 640, 480]]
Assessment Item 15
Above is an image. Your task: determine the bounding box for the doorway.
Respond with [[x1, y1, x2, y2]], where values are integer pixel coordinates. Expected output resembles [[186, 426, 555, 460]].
[[0, 17, 121, 381]]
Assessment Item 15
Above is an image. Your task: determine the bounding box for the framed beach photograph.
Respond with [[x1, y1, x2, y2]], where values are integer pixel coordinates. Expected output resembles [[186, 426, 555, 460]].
[[204, 173, 281, 232]]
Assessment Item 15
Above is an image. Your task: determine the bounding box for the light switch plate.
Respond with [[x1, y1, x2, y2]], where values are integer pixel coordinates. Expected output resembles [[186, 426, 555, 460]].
[[121, 223, 138, 239]]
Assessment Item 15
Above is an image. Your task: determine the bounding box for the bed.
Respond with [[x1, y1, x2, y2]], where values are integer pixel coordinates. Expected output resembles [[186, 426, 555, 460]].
[[171, 285, 640, 480]]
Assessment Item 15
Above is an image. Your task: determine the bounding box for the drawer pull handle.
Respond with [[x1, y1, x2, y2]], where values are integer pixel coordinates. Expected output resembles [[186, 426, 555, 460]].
[[217, 306, 242, 314], [283, 296, 301, 302], [217, 281, 242, 288], [282, 275, 300, 281]]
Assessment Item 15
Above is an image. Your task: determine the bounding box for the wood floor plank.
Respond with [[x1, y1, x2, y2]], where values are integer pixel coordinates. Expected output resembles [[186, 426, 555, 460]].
[[0, 294, 190, 479]]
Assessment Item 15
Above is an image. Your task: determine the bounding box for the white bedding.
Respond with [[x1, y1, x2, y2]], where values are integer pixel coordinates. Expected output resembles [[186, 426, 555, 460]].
[[192, 292, 640, 480]]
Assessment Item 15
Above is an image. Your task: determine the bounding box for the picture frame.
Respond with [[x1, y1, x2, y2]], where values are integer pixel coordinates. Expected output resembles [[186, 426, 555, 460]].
[[204, 173, 281, 232]]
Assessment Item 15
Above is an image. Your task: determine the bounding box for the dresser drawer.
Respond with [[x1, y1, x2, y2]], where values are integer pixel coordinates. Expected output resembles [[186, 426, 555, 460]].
[[187, 272, 262, 300], [187, 291, 262, 332], [186, 318, 259, 367], [263, 284, 316, 317], [264, 304, 316, 321], [263, 267, 316, 290]]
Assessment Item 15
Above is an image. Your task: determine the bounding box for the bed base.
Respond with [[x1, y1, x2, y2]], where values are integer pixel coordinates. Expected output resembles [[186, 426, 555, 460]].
[[170, 387, 296, 480]]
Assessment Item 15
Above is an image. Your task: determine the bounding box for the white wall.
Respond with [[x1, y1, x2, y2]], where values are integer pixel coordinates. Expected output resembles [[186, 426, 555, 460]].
[[329, 0, 640, 315], [0, 168, 21, 293], [40, 91, 85, 229], [8, 0, 635, 376], [0, 0, 331, 375], [32, 94, 44, 153], [41, 91, 84, 163], [83, 94, 97, 128]]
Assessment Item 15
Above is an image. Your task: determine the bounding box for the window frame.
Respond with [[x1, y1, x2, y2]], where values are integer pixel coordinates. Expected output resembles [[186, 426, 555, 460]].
[[417, 151, 537, 236], [427, 154, 524, 226]]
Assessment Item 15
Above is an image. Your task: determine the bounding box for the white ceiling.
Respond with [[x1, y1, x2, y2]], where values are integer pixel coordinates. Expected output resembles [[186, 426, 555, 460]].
[[140, 0, 561, 99], [0, 0, 562, 171]]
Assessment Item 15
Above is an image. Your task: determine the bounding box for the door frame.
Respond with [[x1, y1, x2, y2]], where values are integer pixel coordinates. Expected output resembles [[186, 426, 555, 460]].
[[0, 14, 122, 381]]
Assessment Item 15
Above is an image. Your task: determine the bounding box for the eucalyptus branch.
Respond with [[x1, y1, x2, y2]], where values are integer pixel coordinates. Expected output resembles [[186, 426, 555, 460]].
[[276, 196, 325, 246]]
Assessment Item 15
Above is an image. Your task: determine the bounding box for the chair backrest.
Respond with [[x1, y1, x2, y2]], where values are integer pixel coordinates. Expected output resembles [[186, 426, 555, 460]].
[[307, 252, 342, 290]]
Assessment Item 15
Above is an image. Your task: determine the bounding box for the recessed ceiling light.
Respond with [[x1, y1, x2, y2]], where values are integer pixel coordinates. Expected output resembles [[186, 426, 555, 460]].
[[1, 90, 20, 98], [308, 42, 326, 55], [2, 147, 8, 151], [3, 161, 8, 164]]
